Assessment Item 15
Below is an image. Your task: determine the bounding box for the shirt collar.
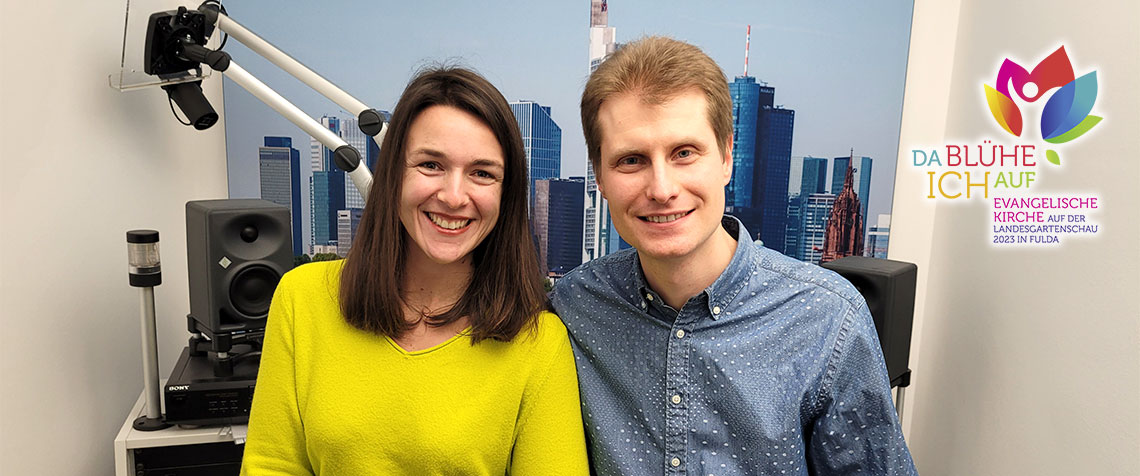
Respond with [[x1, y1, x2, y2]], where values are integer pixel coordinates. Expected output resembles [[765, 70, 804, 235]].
[[633, 215, 758, 321]]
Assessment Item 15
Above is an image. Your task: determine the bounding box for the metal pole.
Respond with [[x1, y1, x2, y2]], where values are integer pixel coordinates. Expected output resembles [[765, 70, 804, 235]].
[[894, 385, 907, 425], [139, 287, 162, 420], [223, 61, 371, 201], [223, 62, 347, 151], [215, 13, 370, 117]]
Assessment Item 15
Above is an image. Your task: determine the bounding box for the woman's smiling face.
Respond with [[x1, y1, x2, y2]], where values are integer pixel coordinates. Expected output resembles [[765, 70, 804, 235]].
[[398, 105, 505, 265]]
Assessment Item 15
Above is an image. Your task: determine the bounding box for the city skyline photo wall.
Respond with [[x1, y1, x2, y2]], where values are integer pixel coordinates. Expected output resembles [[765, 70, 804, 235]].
[[222, 0, 914, 273]]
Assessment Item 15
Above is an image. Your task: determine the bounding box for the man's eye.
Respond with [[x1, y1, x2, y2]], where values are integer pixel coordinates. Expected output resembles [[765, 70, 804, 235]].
[[677, 149, 694, 159], [618, 156, 640, 166]]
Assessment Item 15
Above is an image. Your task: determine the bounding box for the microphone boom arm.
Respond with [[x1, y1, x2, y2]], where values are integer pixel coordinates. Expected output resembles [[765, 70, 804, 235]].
[[221, 61, 373, 201]]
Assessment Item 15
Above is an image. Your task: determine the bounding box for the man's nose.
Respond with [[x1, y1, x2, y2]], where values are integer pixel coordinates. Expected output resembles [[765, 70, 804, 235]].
[[646, 160, 680, 203]]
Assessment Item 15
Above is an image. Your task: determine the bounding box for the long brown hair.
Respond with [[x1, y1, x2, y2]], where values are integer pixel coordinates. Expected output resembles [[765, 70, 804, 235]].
[[339, 67, 546, 343]]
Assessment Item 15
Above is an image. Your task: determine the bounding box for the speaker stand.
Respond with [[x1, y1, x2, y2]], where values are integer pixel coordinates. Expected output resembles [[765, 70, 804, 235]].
[[894, 386, 907, 423], [891, 368, 912, 425], [186, 315, 264, 378]]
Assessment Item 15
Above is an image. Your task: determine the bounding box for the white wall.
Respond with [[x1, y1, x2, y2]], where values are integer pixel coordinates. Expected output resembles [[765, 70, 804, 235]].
[[892, 0, 1140, 474], [0, 1, 228, 474]]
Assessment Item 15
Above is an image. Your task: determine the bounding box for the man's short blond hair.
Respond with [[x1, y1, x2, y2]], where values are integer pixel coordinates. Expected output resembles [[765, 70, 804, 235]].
[[580, 36, 732, 170]]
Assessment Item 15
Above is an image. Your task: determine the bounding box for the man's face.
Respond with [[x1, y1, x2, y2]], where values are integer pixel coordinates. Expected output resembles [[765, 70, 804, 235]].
[[594, 88, 733, 261]]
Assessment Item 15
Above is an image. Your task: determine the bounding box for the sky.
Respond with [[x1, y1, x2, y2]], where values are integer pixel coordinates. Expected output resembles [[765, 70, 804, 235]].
[[219, 0, 914, 251]]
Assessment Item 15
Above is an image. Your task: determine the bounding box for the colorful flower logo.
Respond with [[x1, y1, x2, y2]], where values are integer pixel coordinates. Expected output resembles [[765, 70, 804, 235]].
[[983, 46, 1101, 165]]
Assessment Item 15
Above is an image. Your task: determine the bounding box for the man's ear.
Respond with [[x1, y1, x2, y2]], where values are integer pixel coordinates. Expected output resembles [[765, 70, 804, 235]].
[[593, 162, 606, 196], [721, 133, 734, 186]]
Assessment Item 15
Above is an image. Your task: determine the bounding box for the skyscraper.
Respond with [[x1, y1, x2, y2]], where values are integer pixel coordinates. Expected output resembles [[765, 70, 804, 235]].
[[866, 214, 891, 259], [336, 208, 364, 257], [831, 154, 872, 237], [259, 136, 303, 256], [510, 100, 562, 208], [310, 116, 346, 252], [310, 114, 376, 210], [589, 0, 616, 73], [535, 178, 586, 275], [310, 169, 345, 252], [585, 0, 616, 262], [727, 77, 760, 209], [363, 110, 392, 172], [799, 193, 836, 263], [784, 156, 829, 259], [727, 79, 794, 251], [583, 166, 598, 260], [801, 156, 829, 194], [724, 27, 795, 252], [784, 194, 804, 257], [754, 103, 794, 254], [339, 117, 369, 210]]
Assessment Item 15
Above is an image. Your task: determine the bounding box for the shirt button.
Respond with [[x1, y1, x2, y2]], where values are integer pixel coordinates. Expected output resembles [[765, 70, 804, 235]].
[[647, 294, 654, 301], [675, 329, 685, 338], [671, 394, 681, 404], [712, 306, 721, 315], [670, 457, 681, 467]]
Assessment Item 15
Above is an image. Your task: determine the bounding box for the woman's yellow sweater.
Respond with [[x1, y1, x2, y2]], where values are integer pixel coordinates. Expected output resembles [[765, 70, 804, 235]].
[[240, 261, 588, 475]]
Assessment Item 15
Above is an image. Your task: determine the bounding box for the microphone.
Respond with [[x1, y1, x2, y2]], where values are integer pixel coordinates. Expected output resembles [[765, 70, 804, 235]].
[[162, 81, 218, 130]]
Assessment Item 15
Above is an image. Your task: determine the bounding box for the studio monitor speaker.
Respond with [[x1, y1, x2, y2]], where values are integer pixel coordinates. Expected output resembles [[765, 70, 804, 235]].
[[186, 199, 293, 337], [822, 256, 917, 388]]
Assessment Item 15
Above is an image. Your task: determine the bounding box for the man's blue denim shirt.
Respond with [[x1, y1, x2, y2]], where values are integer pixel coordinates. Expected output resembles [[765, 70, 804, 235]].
[[551, 217, 917, 475]]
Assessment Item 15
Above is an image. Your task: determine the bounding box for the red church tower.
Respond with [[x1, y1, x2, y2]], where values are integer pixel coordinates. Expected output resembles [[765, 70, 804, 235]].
[[820, 151, 865, 264]]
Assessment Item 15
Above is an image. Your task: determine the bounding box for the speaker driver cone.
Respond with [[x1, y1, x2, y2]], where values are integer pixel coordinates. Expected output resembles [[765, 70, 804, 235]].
[[229, 264, 280, 318]]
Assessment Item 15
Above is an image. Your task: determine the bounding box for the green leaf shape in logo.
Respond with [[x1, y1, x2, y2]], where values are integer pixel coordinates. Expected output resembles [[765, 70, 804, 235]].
[[1046, 149, 1061, 165]]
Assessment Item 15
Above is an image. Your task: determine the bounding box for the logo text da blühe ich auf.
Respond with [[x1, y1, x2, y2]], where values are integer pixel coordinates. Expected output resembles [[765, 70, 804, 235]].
[[910, 46, 1102, 247]]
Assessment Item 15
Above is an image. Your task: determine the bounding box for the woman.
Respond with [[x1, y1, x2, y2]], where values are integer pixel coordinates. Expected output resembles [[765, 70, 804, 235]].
[[241, 67, 588, 475]]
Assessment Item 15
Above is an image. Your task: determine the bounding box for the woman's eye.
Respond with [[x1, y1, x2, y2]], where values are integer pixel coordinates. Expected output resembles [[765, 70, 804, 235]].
[[471, 169, 502, 183], [419, 161, 440, 170]]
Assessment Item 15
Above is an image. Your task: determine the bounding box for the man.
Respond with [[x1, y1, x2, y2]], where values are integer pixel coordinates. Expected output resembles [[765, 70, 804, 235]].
[[551, 36, 917, 475]]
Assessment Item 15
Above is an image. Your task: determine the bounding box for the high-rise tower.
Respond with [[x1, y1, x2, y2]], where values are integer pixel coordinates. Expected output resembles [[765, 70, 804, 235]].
[[754, 100, 794, 253], [310, 116, 346, 252], [801, 156, 829, 195], [585, 0, 617, 261], [726, 26, 795, 251], [589, 0, 616, 72], [339, 117, 368, 210], [866, 214, 891, 259], [784, 156, 829, 257], [728, 76, 759, 209], [259, 136, 304, 256], [535, 178, 586, 276], [800, 193, 836, 263], [336, 208, 364, 257], [510, 100, 562, 208]]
